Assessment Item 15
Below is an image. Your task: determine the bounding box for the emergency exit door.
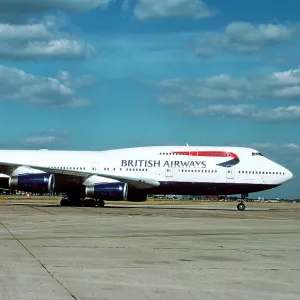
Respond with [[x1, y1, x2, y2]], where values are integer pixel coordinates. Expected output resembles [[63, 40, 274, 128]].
[[165, 168, 173, 177], [91, 162, 99, 172], [226, 166, 235, 179]]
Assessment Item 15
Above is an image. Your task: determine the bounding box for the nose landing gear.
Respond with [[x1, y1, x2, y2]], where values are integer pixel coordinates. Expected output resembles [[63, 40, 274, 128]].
[[237, 194, 248, 211]]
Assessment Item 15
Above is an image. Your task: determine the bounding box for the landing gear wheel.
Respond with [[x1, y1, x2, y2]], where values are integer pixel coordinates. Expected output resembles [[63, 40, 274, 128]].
[[60, 198, 70, 206], [84, 199, 96, 207], [237, 203, 246, 211], [97, 199, 105, 207]]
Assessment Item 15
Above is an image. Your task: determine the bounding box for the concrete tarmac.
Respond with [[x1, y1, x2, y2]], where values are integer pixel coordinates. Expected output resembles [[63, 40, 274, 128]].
[[0, 202, 299, 300]]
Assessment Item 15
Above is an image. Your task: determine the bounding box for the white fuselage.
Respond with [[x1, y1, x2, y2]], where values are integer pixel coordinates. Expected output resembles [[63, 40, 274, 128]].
[[0, 146, 293, 196]]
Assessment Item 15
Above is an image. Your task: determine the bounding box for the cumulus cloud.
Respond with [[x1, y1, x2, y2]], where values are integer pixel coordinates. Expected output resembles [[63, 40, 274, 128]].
[[197, 22, 300, 57], [0, 0, 112, 22], [157, 67, 300, 103], [156, 67, 300, 122], [0, 18, 96, 60], [185, 104, 300, 122], [0, 65, 92, 107], [133, 0, 217, 20], [57, 71, 95, 88]]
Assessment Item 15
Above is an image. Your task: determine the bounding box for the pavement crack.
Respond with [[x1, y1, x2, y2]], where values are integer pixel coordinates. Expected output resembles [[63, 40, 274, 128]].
[[0, 220, 78, 300], [235, 249, 279, 259], [27, 206, 56, 215]]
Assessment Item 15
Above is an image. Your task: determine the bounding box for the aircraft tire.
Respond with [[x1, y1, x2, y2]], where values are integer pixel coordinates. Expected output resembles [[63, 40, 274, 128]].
[[237, 203, 246, 211], [84, 199, 96, 207], [60, 198, 70, 206], [97, 199, 105, 207]]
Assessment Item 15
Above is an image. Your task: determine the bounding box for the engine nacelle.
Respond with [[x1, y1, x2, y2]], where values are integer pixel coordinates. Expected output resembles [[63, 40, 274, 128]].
[[126, 190, 147, 202], [86, 182, 128, 201], [9, 173, 55, 193]]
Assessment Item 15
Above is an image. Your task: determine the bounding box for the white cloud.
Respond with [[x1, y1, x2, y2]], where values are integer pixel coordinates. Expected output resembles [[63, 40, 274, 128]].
[[0, 23, 51, 40], [22, 128, 72, 148], [285, 143, 300, 150], [156, 67, 300, 103], [134, 0, 216, 20], [0, 65, 92, 107], [0, 39, 96, 60], [57, 71, 95, 88], [0, 19, 97, 60], [156, 67, 300, 122], [0, 0, 112, 22], [226, 22, 296, 52], [185, 104, 300, 122], [197, 22, 300, 57], [25, 136, 59, 145]]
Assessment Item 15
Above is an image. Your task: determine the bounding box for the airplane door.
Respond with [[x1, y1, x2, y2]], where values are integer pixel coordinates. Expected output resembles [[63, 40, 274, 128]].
[[165, 168, 173, 178], [91, 162, 99, 172], [226, 166, 235, 179]]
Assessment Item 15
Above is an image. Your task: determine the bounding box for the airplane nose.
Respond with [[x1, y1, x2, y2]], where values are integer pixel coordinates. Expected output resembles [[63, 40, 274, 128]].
[[285, 168, 293, 182]]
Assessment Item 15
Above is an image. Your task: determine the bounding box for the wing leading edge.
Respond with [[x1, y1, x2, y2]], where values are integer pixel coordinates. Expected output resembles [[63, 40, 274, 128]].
[[0, 161, 160, 189]]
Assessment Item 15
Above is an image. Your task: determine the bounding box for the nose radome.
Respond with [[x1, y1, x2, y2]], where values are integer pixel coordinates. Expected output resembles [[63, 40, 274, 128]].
[[284, 168, 293, 181]]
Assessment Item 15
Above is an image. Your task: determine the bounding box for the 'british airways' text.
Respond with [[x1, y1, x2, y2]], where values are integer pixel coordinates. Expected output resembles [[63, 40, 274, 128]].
[[121, 160, 206, 168]]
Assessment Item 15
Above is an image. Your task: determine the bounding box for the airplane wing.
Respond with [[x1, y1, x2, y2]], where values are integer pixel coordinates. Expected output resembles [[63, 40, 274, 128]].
[[0, 162, 160, 189]]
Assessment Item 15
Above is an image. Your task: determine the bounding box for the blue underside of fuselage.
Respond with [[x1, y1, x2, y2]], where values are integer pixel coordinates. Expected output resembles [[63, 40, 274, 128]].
[[0, 176, 279, 196], [145, 181, 279, 196]]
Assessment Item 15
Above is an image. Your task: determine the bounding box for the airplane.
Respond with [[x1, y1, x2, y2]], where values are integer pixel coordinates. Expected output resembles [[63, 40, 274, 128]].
[[0, 145, 293, 211]]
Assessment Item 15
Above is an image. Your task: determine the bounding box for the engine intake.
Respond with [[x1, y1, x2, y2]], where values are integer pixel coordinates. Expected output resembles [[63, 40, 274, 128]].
[[9, 173, 55, 193], [126, 190, 147, 202], [86, 182, 128, 201]]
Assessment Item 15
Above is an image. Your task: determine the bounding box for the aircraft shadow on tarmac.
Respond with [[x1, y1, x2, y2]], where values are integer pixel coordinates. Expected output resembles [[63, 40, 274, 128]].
[[2, 202, 295, 212]]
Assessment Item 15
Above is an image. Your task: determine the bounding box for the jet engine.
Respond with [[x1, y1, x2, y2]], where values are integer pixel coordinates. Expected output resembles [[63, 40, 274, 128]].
[[9, 173, 55, 193], [85, 182, 128, 201], [126, 190, 147, 202]]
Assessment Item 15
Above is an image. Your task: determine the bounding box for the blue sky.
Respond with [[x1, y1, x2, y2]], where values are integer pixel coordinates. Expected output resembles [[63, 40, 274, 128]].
[[1, 0, 300, 198]]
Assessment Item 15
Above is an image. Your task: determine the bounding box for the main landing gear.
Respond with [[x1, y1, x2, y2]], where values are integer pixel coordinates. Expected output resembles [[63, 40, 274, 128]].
[[237, 194, 248, 211], [60, 197, 105, 207]]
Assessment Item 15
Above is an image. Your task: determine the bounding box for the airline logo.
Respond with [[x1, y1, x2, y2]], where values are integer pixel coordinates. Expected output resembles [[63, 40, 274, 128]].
[[121, 151, 240, 169], [172, 151, 240, 167], [121, 160, 206, 168]]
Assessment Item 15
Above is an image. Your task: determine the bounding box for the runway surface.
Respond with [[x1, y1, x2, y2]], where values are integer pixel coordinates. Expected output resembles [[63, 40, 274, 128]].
[[0, 201, 299, 300]]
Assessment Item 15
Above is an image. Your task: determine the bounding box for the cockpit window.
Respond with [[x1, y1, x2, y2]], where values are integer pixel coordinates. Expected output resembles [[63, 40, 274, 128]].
[[252, 152, 264, 156]]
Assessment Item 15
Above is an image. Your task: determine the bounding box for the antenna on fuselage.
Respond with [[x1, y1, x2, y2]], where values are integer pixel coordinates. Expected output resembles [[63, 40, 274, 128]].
[[186, 143, 189, 147]]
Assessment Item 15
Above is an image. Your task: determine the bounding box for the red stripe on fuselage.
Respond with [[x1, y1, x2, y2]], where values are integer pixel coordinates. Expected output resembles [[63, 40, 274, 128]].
[[172, 151, 239, 159]]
